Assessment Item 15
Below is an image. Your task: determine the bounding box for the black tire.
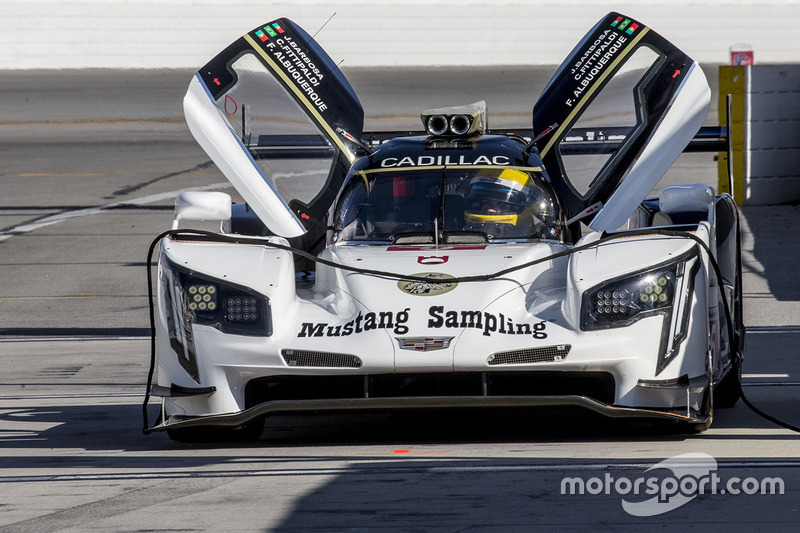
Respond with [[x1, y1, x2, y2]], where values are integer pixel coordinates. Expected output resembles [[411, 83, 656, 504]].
[[714, 351, 742, 408], [715, 223, 745, 409], [166, 418, 264, 443]]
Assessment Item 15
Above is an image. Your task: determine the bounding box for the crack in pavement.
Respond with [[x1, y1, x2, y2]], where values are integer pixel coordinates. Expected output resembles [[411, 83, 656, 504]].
[[108, 160, 216, 198]]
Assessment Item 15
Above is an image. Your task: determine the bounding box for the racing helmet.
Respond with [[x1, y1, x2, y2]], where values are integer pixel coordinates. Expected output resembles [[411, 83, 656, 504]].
[[463, 168, 554, 231]]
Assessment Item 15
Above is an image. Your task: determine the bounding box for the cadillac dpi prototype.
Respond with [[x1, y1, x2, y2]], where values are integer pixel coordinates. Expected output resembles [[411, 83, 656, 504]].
[[143, 13, 745, 440]]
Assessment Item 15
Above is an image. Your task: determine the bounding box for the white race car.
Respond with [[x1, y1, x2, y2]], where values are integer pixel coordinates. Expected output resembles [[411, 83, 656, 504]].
[[143, 12, 744, 441]]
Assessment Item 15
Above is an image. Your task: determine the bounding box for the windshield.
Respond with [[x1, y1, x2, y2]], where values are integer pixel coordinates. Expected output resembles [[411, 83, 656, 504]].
[[333, 166, 561, 244]]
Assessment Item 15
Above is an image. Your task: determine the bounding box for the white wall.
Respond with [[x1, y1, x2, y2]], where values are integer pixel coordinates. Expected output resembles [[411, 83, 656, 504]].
[[737, 65, 800, 204], [2, 0, 799, 69]]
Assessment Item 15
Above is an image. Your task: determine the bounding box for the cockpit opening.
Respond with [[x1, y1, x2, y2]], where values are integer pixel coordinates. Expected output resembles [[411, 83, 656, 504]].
[[333, 166, 562, 244]]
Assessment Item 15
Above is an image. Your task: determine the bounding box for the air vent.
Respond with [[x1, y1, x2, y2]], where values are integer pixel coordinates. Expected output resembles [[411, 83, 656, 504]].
[[281, 349, 362, 368], [420, 101, 486, 137], [487, 345, 570, 365]]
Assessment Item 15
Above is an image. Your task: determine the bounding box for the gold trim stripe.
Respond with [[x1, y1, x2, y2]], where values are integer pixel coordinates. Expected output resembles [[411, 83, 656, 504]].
[[540, 27, 650, 158]]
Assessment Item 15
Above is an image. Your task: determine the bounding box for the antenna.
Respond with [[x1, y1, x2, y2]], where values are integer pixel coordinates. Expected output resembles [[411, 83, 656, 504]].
[[312, 12, 337, 40], [309, 13, 344, 81], [328, 58, 346, 78]]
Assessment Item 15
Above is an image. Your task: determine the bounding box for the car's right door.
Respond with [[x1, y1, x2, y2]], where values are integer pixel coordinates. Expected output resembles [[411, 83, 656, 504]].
[[532, 12, 711, 232]]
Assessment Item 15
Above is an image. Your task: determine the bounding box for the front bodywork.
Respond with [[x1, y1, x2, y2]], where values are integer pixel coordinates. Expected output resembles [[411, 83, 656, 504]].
[[144, 13, 743, 437], [152, 230, 715, 431]]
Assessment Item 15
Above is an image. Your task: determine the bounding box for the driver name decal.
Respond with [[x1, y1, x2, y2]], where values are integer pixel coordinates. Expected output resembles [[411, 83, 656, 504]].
[[262, 35, 328, 112], [566, 29, 628, 108]]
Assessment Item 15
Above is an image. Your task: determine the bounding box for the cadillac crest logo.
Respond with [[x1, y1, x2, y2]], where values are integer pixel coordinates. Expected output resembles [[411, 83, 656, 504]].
[[396, 337, 454, 351], [397, 272, 458, 296]]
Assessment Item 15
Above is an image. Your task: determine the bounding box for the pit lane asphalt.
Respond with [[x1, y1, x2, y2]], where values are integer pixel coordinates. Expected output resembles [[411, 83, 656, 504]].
[[1, 68, 800, 531]]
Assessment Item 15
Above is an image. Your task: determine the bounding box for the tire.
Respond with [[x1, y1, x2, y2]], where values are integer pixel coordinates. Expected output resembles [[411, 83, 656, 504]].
[[714, 351, 742, 408], [715, 225, 745, 409]]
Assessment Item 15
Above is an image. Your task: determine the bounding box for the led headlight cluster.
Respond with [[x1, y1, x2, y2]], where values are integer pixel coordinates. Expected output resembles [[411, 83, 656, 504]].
[[187, 286, 262, 326], [581, 253, 699, 375], [162, 258, 272, 340], [581, 263, 681, 331], [189, 279, 268, 335], [225, 297, 259, 323], [160, 259, 272, 382], [591, 272, 675, 320], [187, 284, 217, 312]]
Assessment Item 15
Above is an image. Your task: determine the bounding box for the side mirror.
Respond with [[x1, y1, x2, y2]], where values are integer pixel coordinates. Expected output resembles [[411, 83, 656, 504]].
[[659, 183, 714, 215], [172, 191, 232, 229]]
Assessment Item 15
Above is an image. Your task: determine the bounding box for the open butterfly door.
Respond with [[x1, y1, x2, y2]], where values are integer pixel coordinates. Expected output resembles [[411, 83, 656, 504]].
[[183, 19, 365, 238], [532, 13, 711, 232]]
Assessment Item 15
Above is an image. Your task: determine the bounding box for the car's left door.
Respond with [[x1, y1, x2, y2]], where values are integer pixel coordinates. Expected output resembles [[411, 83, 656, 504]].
[[183, 18, 365, 238]]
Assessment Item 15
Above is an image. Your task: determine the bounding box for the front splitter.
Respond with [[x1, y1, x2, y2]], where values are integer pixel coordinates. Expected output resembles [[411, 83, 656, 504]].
[[144, 394, 711, 433]]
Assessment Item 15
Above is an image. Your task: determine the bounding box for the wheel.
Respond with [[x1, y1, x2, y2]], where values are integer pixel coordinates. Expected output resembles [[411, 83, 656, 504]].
[[166, 418, 264, 443], [714, 350, 742, 408], [715, 227, 745, 409]]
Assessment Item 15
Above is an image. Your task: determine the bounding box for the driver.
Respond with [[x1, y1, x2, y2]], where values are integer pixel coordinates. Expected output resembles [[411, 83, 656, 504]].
[[463, 168, 553, 235]]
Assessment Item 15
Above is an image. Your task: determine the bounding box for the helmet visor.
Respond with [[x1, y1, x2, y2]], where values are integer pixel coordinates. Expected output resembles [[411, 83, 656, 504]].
[[466, 181, 533, 215]]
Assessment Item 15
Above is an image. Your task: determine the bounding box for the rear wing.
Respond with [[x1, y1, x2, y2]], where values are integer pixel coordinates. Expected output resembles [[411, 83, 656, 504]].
[[246, 124, 734, 206], [247, 125, 729, 157]]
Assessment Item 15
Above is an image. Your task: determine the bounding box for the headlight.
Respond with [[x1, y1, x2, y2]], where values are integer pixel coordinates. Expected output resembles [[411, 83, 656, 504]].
[[580, 252, 699, 375], [160, 257, 272, 382], [581, 264, 680, 331]]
